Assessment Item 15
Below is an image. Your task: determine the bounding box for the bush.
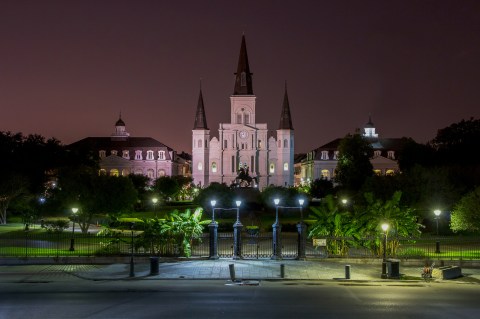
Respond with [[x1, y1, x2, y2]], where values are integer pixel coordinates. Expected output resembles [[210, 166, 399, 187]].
[[42, 218, 69, 233]]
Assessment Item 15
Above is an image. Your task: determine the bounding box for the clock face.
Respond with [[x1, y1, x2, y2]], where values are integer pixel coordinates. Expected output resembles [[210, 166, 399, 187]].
[[239, 130, 248, 139]]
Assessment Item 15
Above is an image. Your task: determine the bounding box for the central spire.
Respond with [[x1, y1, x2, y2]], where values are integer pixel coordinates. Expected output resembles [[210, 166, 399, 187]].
[[193, 86, 208, 130], [233, 35, 254, 95], [278, 82, 293, 130]]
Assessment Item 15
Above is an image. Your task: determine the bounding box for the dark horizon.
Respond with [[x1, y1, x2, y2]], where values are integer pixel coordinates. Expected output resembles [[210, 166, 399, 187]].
[[1, 0, 479, 153]]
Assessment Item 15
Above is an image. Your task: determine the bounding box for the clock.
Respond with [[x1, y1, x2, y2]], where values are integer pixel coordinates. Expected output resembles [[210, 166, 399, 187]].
[[239, 130, 248, 139]]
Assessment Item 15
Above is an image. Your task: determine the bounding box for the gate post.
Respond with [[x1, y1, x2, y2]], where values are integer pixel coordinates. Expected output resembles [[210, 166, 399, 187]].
[[272, 222, 282, 259], [297, 221, 307, 260], [233, 221, 243, 259], [209, 221, 219, 259]]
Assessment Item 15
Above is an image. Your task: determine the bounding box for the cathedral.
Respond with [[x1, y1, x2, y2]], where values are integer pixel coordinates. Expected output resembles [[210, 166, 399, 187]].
[[192, 35, 295, 189]]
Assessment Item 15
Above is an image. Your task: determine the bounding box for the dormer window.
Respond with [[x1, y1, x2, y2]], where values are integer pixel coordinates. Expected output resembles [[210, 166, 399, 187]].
[[146, 150, 154, 160], [158, 151, 165, 160], [321, 151, 329, 160], [122, 150, 129, 159], [135, 150, 142, 160], [111, 150, 118, 156], [333, 151, 339, 160], [374, 150, 381, 157], [99, 150, 106, 158], [387, 151, 395, 159]]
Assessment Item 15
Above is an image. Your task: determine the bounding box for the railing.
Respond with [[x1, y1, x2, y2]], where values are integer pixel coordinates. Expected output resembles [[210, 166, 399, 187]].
[[1, 231, 480, 260]]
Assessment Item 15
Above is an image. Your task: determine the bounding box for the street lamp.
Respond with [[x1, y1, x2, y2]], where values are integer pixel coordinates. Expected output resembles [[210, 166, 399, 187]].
[[434, 209, 441, 236], [69, 207, 78, 251], [152, 198, 158, 218], [381, 223, 389, 279], [208, 200, 218, 259], [233, 200, 243, 259], [341, 198, 348, 205], [272, 198, 281, 259], [297, 198, 306, 260]]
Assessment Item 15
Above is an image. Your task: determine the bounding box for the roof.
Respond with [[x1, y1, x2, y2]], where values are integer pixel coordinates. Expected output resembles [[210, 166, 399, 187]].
[[233, 35, 254, 95], [193, 88, 208, 130], [69, 137, 173, 151], [278, 84, 293, 130]]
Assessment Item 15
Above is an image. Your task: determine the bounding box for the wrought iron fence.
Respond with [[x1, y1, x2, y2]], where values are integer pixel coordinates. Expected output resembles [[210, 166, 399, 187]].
[[1, 231, 479, 260]]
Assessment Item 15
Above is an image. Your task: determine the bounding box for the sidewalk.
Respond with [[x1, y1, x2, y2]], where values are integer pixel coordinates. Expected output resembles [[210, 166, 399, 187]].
[[2, 259, 480, 284]]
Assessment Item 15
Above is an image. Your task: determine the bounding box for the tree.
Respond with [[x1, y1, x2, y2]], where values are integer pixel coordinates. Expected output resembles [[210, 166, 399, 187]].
[[0, 173, 29, 224], [450, 186, 480, 233], [154, 176, 180, 201], [335, 133, 373, 192], [193, 182, 235, 209], [260, 185, 300, 208], [309, 178, 334, 199]]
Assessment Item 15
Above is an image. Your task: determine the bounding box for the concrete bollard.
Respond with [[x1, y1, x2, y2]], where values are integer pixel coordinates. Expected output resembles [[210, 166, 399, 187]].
[[345, 265, 350, 279], [229, 263, 236, 282], [280, 264, 285, 278]]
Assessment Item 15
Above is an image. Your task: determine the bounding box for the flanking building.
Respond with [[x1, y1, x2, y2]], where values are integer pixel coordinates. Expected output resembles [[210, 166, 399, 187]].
[[299, 117, 406, 184], [69, 116, 190, 179], [192, 35, 295, 189]]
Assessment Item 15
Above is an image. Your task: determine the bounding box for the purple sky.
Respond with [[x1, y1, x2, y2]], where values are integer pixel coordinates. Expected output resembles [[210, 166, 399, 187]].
[[1, 0, 479, 154]]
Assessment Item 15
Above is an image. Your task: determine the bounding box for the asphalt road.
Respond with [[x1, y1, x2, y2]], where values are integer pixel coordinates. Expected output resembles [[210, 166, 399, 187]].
[[1, 278, 479, 319]]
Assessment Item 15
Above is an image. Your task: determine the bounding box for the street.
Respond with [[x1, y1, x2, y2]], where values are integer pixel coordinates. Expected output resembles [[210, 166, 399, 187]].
[[1, 278, 479, 319]]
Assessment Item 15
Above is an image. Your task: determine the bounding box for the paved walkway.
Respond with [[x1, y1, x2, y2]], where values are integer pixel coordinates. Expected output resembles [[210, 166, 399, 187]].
[[1, 259, 480, 284]]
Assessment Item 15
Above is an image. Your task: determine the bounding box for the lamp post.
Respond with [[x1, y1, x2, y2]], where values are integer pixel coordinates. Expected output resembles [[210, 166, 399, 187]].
[[297, 198, 306, 260], [272, 198, 281, 260], [341, 198, 348, 205], [69, 207, 78, 251], [233, 200, 243, 259], [129, 222, 135, 277], [152, 198, 158, 218], [381, 223, 389, 279], [208, 200, 219, 259], [434, 209, 441, 236]]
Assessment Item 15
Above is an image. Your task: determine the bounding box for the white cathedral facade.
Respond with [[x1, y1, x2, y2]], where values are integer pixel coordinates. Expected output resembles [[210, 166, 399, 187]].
[[192, 35, 295, 189]]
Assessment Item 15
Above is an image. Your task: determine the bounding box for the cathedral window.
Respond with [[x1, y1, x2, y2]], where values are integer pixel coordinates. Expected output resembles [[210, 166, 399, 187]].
[[231, 156, 235, 173], [135, 150, 143, 160], [123, 150, 129, 159], [321, 151, 329, 160], [237, 113, 242, 124], [146, 150, 154, 160], [99, 150, 106, 158], [387, 151, 395, 159], [198, 162, 203, 171], [198, 139, 203, 148], [241, 72, 246, 86], [158, 151, 165, 160], [269, 163, 275, 174], [211, 162, 217, 173], [284, 162, 289, 171], [284, 139, 288, 148], [244, 113, 249, 124], [111, 150, 118, 156]]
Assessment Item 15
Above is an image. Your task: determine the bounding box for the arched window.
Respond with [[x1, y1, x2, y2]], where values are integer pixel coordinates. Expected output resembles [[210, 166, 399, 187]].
[[386, 169, 395, 176], [321, 170, 330, 179], [374, 169, 382, 176], [122, 169, 129, 176], [147, 169, 154, 179], [134, 168, 143, 175], [237, 113, 242, 124], [198, 162, 203, 171], [269, 163, 275, 174], [158, 169, 166, 177], [110, 169, 119, 177], [99, 169, 107, 175], [244, 113, 249, 124], [211, 162, 217, 173], [198, 139, 203, 148], [283, 162, 289, 171]]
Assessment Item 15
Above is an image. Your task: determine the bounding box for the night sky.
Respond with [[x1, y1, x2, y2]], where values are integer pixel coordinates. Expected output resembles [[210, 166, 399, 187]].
[[1, 0, 479, 154]]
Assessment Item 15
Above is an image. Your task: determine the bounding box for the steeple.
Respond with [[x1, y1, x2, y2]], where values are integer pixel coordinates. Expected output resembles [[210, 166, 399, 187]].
[[112, 112, 129, 139], [233, 35, 254, 95], [278, 82, 293, 130], [193, 87, 208, 130]]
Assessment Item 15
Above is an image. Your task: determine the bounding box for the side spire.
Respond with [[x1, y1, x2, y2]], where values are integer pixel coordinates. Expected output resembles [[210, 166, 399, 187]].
[[278, 82, 293, 130], [193, 86, 208, 130], [233, 34, 253, 95]]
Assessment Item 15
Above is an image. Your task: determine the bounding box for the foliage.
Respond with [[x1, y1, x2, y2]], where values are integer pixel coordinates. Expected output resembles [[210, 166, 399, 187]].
[[0, 173, 30, 224], [450, 186, 480, 233], [260, 185, 301, 208], [309, 178, 334, 199], [193, 182, 235, 209], [160, 208, 209, 257], [335, 133, 373, 192], [41, 219, 69, 233]]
